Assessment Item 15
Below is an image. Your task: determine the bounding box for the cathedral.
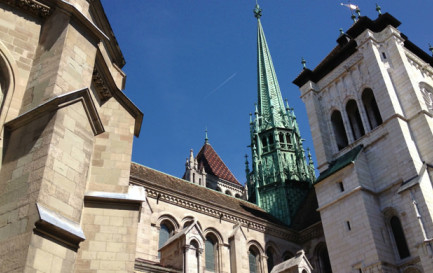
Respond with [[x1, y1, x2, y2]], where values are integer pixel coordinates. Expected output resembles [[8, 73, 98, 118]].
[[0, 1, 432, 273]]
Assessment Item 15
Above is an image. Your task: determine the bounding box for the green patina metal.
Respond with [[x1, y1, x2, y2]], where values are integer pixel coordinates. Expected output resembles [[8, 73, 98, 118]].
[[246, 4, 316, 226]]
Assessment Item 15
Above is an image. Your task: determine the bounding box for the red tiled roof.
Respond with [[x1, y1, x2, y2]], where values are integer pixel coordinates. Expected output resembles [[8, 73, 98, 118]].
[[196, 143, 241, 186]]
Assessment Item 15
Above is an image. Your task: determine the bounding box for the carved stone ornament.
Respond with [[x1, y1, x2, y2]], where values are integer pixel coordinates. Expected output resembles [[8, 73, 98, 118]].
[[4, 0, 51, 17], [420, 86, 433, 112], [92, 69, 112, 102]]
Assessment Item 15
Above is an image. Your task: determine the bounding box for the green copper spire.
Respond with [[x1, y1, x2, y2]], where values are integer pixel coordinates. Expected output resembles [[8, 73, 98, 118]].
[[246, 4, 316, 226]]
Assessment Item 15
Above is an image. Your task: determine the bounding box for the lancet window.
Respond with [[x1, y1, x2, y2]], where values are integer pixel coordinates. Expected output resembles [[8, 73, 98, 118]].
[[331, 110, 348, 150], [362, 88, 382, 130], [346, 99, 365, 140]]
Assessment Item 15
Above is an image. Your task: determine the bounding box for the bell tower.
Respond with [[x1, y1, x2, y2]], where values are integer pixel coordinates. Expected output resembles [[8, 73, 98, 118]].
[[246, 4, 315, 226]]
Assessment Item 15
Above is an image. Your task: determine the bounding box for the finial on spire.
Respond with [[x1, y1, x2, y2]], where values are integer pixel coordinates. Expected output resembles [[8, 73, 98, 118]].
[[301, 57, 307, 69], [429, 43, 433, 56], [339, 28, 344, 36], [254, 3, 262, 19], [205, 128, 209, 144], [376, 3, 382, 15]]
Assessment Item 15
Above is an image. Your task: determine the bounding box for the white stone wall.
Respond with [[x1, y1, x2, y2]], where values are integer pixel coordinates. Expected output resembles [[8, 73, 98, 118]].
[[300, 22, 433, 272]]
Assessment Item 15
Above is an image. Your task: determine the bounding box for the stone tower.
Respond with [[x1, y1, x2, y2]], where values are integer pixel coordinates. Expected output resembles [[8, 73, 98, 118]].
[[294, 10, 433, 273], [246, 4, 315, 226]]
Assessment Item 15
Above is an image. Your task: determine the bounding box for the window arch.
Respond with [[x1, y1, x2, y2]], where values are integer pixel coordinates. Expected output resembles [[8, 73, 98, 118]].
[[315, 243, 332, 273], [158, 220, 175, 258], [189, 240, 200, 273], [205, 234, 218, 272], [331, 110, 348, 150], [248, 246, 261, 273], [225, 190, 232, 196], [346, 99, 365, 140], [266, 247, 276, 273], [362, 88, 382, 129], [390, 216, 410, 259]]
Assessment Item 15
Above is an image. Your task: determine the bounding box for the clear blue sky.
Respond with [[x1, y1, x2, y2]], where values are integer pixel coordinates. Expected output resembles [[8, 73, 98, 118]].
[[101, 1, 432, 184]]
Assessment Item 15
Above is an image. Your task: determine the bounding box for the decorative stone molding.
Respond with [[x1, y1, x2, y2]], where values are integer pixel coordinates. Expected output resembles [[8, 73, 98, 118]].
[[92, 68, 112, 102], [34, 203, 85, 251], [2, 0, 51, 17], [131, 177, 321, 243]]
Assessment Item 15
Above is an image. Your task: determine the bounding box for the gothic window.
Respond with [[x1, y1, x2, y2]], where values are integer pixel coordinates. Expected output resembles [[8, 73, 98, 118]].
[[268, 135, 274, 145], [331, 110, 348, 150], [205, 235, 217, 272], [262, 136, 267, 147], [248, 247, 260, 273], [362, 89, 382, 129], [346, 100, 365, 140], [158, 221, 174, 258], [285, 134, 291, 144], [190, 240, 200, 273], [390, 216, 410, 259], [266, 247, 276, 273], [315, 243, 332, 273]]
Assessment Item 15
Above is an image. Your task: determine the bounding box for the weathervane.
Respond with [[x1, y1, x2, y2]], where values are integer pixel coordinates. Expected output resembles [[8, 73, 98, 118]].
[[341, 2, 360, 23]]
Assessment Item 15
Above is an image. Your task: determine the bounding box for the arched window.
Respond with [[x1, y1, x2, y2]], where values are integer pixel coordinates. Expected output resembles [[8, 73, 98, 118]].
[[315, 243, 332, 273], [390, 216, 410, 259], [331, 110, 348, 150], [225, 190, 232, 196], [346, 100, 365, 140], [362, 89, 382, 129], [190, 240, 200, 273], [216, 187, 222, 192], [248, 247, 260, 273], [205, 235, 217, 272], [158, 221, 174, 258], [235, 194, 241, 198], [266, 247, 276, 273]]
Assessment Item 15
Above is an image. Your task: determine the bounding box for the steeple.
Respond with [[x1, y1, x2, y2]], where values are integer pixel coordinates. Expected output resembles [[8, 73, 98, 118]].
[[255, 5, 288, 129], [247, 4, 315, 226]]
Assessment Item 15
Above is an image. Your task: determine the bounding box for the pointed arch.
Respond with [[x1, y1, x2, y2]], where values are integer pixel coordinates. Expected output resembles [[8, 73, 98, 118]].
[[383, 207, 410, 260], [331, 110, 348, 150], [314, 242, 332, 273], [204, 229, 222, 273], [362, 88, 382, 129], [346, 99, 365, 140], [0, 40, 17, 130], [248, 243, 263, 273]]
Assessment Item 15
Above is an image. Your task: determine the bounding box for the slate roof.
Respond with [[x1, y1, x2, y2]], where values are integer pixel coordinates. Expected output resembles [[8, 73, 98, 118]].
[[293, 13, 433, 87], [130, 163, 284, 226], [196, 143, 241, 186], [316, 145, 363, 183]]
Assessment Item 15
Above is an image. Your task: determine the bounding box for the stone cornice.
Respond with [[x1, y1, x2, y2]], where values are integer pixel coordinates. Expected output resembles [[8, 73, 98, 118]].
[[1, 0, 51, 17], [130, 175, 322, 243]]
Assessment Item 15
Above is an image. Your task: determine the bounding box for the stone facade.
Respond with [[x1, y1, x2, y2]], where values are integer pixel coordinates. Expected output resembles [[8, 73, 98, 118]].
[[0, 0, 143, 272], [295, 13, 433, 273]]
